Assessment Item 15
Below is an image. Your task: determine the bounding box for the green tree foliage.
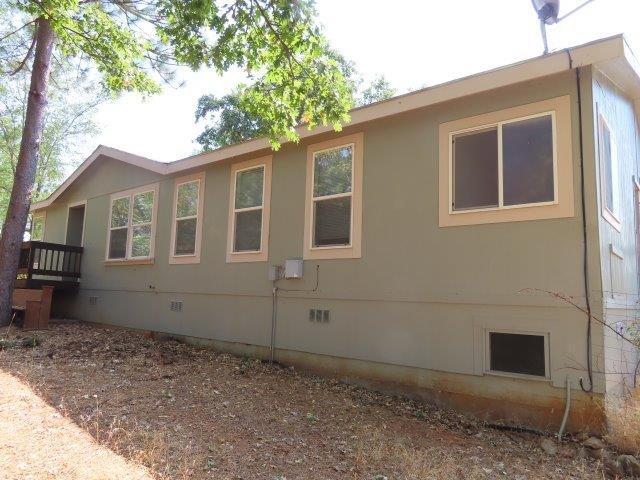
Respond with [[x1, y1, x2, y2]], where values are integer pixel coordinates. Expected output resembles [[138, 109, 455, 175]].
[[0, 66, 101, 222], [196, 74, 396, 151]]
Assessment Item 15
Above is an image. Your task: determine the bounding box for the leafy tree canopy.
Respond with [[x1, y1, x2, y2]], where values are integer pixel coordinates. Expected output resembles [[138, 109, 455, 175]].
[[2, 0, 353, 147], [0, 64, 102, 223], [195, 73, 396, 151]]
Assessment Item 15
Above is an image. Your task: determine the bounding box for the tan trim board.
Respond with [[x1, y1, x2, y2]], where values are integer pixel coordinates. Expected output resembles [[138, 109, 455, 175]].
[[169, 171, 206, 265], [103, 258, 154, 266], [226, 156, 272, 263], [303, 133, 363, 260]]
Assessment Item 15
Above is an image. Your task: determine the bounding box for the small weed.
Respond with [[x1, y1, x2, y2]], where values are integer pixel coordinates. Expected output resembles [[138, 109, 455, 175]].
[[414, 410, 428, 420], [21, 336, 40, 348], [0, 338, 17, 350], [306, 412, 318, 422]]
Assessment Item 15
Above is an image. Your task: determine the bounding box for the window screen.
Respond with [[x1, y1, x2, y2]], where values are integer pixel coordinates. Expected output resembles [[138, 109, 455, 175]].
[[131, 191, 153, 258], [502, 115, 554, 206], [452, 113, 556, 212], [108, 189, 156, 260], [108, 196, 129, 259], [453, 128, 499, 210], [233, 166, 264, 252], [174, 180, 200, 256], [489, 332, 546, 377], [312, 145, 353, 247], [314, 197, 351, 246]]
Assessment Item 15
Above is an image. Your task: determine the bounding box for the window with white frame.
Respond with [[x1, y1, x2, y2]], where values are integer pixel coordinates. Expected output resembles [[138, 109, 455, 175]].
[[171, 175, 203, 260], [232, 165, 265, 252], [487, 331, 548, 378], [107, 184, 158, 261], [226, 157, 271, 263], [599, 113, 620, 229], [30, 212, 45, 241], [312, 144, 354, 247], [304, 133, 363, 260], [452, 112, 556, 212]]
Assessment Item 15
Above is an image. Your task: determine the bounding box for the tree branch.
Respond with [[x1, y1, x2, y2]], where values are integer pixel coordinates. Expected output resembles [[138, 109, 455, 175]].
[[10, 28, 37, 76]]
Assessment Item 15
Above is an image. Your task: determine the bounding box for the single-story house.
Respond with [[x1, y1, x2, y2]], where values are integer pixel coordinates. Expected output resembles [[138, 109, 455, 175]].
[[25, 34, 640, 432]]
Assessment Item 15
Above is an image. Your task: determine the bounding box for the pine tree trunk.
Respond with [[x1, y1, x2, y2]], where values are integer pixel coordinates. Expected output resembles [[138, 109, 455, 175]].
[[0, 18, 54, 326]]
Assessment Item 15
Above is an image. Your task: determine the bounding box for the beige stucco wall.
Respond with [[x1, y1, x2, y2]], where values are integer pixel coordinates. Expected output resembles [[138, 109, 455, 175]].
[[42, 69, 612, 421]]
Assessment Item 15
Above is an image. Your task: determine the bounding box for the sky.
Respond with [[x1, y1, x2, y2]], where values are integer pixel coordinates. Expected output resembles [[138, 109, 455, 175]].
[[88, 0, 640, 164]]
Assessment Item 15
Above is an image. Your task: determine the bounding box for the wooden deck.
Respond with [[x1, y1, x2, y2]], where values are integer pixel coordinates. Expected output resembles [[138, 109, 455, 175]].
[[16, 241, 83, 290]]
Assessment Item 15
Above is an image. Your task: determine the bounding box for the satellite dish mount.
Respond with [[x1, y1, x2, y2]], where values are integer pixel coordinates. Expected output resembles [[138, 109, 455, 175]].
[[531, 0, 596, 54]]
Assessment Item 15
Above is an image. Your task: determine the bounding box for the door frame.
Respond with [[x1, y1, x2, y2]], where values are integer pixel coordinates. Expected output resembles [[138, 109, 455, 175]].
[[65, 200, 87, 247]]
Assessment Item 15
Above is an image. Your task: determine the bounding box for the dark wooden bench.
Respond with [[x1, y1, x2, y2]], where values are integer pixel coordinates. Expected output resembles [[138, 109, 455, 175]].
[[11, 286, 53, 330]]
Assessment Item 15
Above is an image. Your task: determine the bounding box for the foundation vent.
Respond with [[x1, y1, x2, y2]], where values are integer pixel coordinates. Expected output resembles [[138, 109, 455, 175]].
[[169, 300, 183, 312], [88, 296, 98, 306], [309, 309, 329, 323]]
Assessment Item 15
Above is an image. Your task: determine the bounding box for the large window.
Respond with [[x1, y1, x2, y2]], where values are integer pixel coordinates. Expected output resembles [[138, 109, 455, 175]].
[[304, 133, 363, 260], [106, 184, 158, 262], [30, 212, 45, 241], [598, 113, 620, 230], [439, 96, 574, 227], [452, 113, 556, 211], [170, 172, 205, 264], [227, 156, 271, 263]]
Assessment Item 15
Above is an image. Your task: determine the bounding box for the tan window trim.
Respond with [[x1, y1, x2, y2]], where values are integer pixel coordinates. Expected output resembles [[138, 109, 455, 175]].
[[105, 183, 159, 262], [303, 132, 363, 260], [439, 96, 574, 227], [104, 258, 154, 266], [169, 171, 206, 265], [226, 156, 272, 263]]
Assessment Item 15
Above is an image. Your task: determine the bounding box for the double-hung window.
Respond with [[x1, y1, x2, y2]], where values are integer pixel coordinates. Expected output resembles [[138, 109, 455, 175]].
[[227, 156, 271, 262], [106, 184, 158, 262], [170, 172, 205, 264], [304, 133, 363, 259], [439, 96, 574, 227]]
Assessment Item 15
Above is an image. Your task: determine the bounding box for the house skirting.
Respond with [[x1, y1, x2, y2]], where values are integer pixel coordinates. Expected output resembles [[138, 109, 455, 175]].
[[85, 320, 605, 434]]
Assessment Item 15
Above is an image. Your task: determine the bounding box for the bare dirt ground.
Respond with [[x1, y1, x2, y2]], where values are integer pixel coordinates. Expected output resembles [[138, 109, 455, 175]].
[[0, 322, 607, 479]]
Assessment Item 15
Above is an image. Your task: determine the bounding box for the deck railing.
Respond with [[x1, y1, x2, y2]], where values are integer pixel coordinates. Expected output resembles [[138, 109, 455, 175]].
[[16, 241, 83, 289]]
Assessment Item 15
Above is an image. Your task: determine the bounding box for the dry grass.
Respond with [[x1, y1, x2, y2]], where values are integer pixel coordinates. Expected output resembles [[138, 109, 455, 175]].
[[0, 322, 606, 479], [606, 386, 640, 455]]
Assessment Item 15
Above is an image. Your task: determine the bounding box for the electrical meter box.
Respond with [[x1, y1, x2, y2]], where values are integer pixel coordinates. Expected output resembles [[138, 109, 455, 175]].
[[284, 259, 303, 279]]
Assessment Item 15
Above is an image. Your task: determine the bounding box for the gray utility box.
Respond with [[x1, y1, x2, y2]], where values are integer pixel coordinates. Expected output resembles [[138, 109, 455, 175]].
[[284, 259, 303, 279]]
